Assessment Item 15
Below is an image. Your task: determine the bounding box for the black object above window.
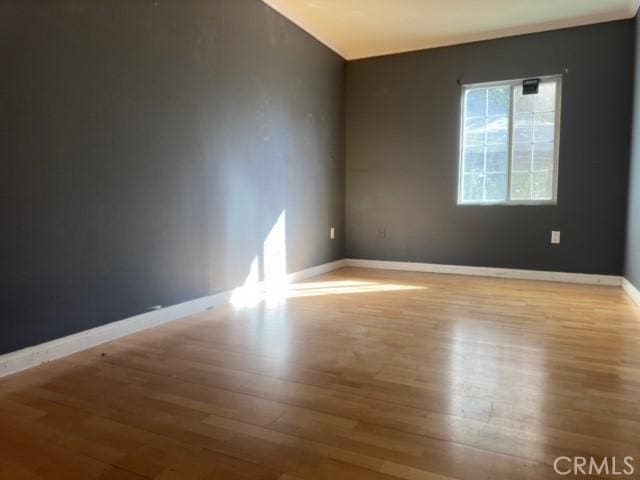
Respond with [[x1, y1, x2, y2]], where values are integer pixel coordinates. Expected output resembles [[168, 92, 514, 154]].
[[522, 78, 540, 95]]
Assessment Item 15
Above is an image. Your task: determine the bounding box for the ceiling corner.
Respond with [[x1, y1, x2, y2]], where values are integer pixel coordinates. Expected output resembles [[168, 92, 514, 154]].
[[262, 0, 348, 59]]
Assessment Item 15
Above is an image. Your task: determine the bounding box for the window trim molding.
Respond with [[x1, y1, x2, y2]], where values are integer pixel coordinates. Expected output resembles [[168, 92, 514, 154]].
[[457, 74, 563, 206]]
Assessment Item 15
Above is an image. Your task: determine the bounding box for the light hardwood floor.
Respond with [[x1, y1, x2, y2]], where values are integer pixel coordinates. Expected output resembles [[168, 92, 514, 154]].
[[1, 267, 640, 479]]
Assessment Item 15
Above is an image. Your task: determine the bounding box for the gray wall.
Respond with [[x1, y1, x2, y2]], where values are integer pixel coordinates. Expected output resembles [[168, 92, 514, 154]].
[[346, 21, 633, 275], [626, 13, 640, 289], [0, 0, 345, 354]]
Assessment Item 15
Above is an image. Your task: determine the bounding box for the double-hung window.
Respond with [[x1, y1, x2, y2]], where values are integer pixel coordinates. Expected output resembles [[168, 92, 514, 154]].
[[458, 76, 562, 205]]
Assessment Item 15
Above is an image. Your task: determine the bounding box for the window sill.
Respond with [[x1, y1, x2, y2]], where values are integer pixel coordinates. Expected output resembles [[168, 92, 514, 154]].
[[457, 200, 557, 206]]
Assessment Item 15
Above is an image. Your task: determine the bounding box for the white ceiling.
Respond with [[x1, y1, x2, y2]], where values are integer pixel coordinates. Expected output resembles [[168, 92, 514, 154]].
[[262, 0, 640, 60]]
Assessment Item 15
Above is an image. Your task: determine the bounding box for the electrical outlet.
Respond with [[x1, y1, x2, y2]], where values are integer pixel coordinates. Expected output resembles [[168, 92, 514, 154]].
[[551, 231, 561, 244], [330, 227, 335, 240], [378, 227, 386, 239]]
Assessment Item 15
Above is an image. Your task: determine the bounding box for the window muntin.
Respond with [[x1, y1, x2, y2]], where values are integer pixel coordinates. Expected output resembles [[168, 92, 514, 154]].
[[459, 77, 561, 205]]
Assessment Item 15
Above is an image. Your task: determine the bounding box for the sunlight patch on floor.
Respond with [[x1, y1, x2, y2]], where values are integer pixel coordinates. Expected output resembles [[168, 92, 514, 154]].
[[231, 278, 424, 308]]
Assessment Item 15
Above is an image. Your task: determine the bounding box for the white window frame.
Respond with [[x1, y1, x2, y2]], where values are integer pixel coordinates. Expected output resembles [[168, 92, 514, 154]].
[[457, 75, 562, 206]]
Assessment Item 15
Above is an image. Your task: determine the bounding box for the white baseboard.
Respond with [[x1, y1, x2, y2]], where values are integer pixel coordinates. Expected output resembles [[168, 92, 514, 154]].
[[344, 258, 622, 286], [286, 259, 347, 282], [0, 292, 230, 379], [622, 278, 640, 305], [0, 258, 346, 379]]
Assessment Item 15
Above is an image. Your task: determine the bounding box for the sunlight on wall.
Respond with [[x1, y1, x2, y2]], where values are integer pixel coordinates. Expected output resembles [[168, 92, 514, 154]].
[[230, 210, 423, 308], [230, 256, 261, 307], [263, 211, 288, 305], [231, 211, 288, 308]]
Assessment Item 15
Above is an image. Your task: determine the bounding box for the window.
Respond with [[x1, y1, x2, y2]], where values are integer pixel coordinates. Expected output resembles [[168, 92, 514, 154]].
[[458, 76, 562, 205]]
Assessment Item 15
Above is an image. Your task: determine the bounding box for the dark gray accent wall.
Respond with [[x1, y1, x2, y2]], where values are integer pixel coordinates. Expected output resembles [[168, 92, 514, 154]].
[[346, 21, 633, 275], [625, 14, 640, 289], [0, 0, 345, 355]]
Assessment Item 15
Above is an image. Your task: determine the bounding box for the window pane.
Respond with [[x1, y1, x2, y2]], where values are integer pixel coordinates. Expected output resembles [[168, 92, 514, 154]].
[[513, 113, 533, 143], [532, 171, 552, 199], [485, 173, 507, 201], [487, 86, 509, 116], [486, 116, 508, 144], [512, 143, 532, 172], [486, 144, 507, 172], [464, 146, 484, 173], [463, 173, 484, 201], [465, 89, 486, 117], [533, 112, 555, 143], [533, 142, 553, 171], [509, 79, 558, 202], [514, 86, 533, 113], [534, 82, 556, 112], [464, 117, 485, 145], [511, 172, 531, 200]]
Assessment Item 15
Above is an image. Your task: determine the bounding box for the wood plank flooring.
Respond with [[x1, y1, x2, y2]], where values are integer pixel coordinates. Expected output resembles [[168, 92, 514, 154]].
[[1, 267, 640, 479]]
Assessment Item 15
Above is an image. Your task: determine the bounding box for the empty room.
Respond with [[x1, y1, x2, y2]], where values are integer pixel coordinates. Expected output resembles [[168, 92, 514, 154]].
[[3, 0, 640, 478]]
